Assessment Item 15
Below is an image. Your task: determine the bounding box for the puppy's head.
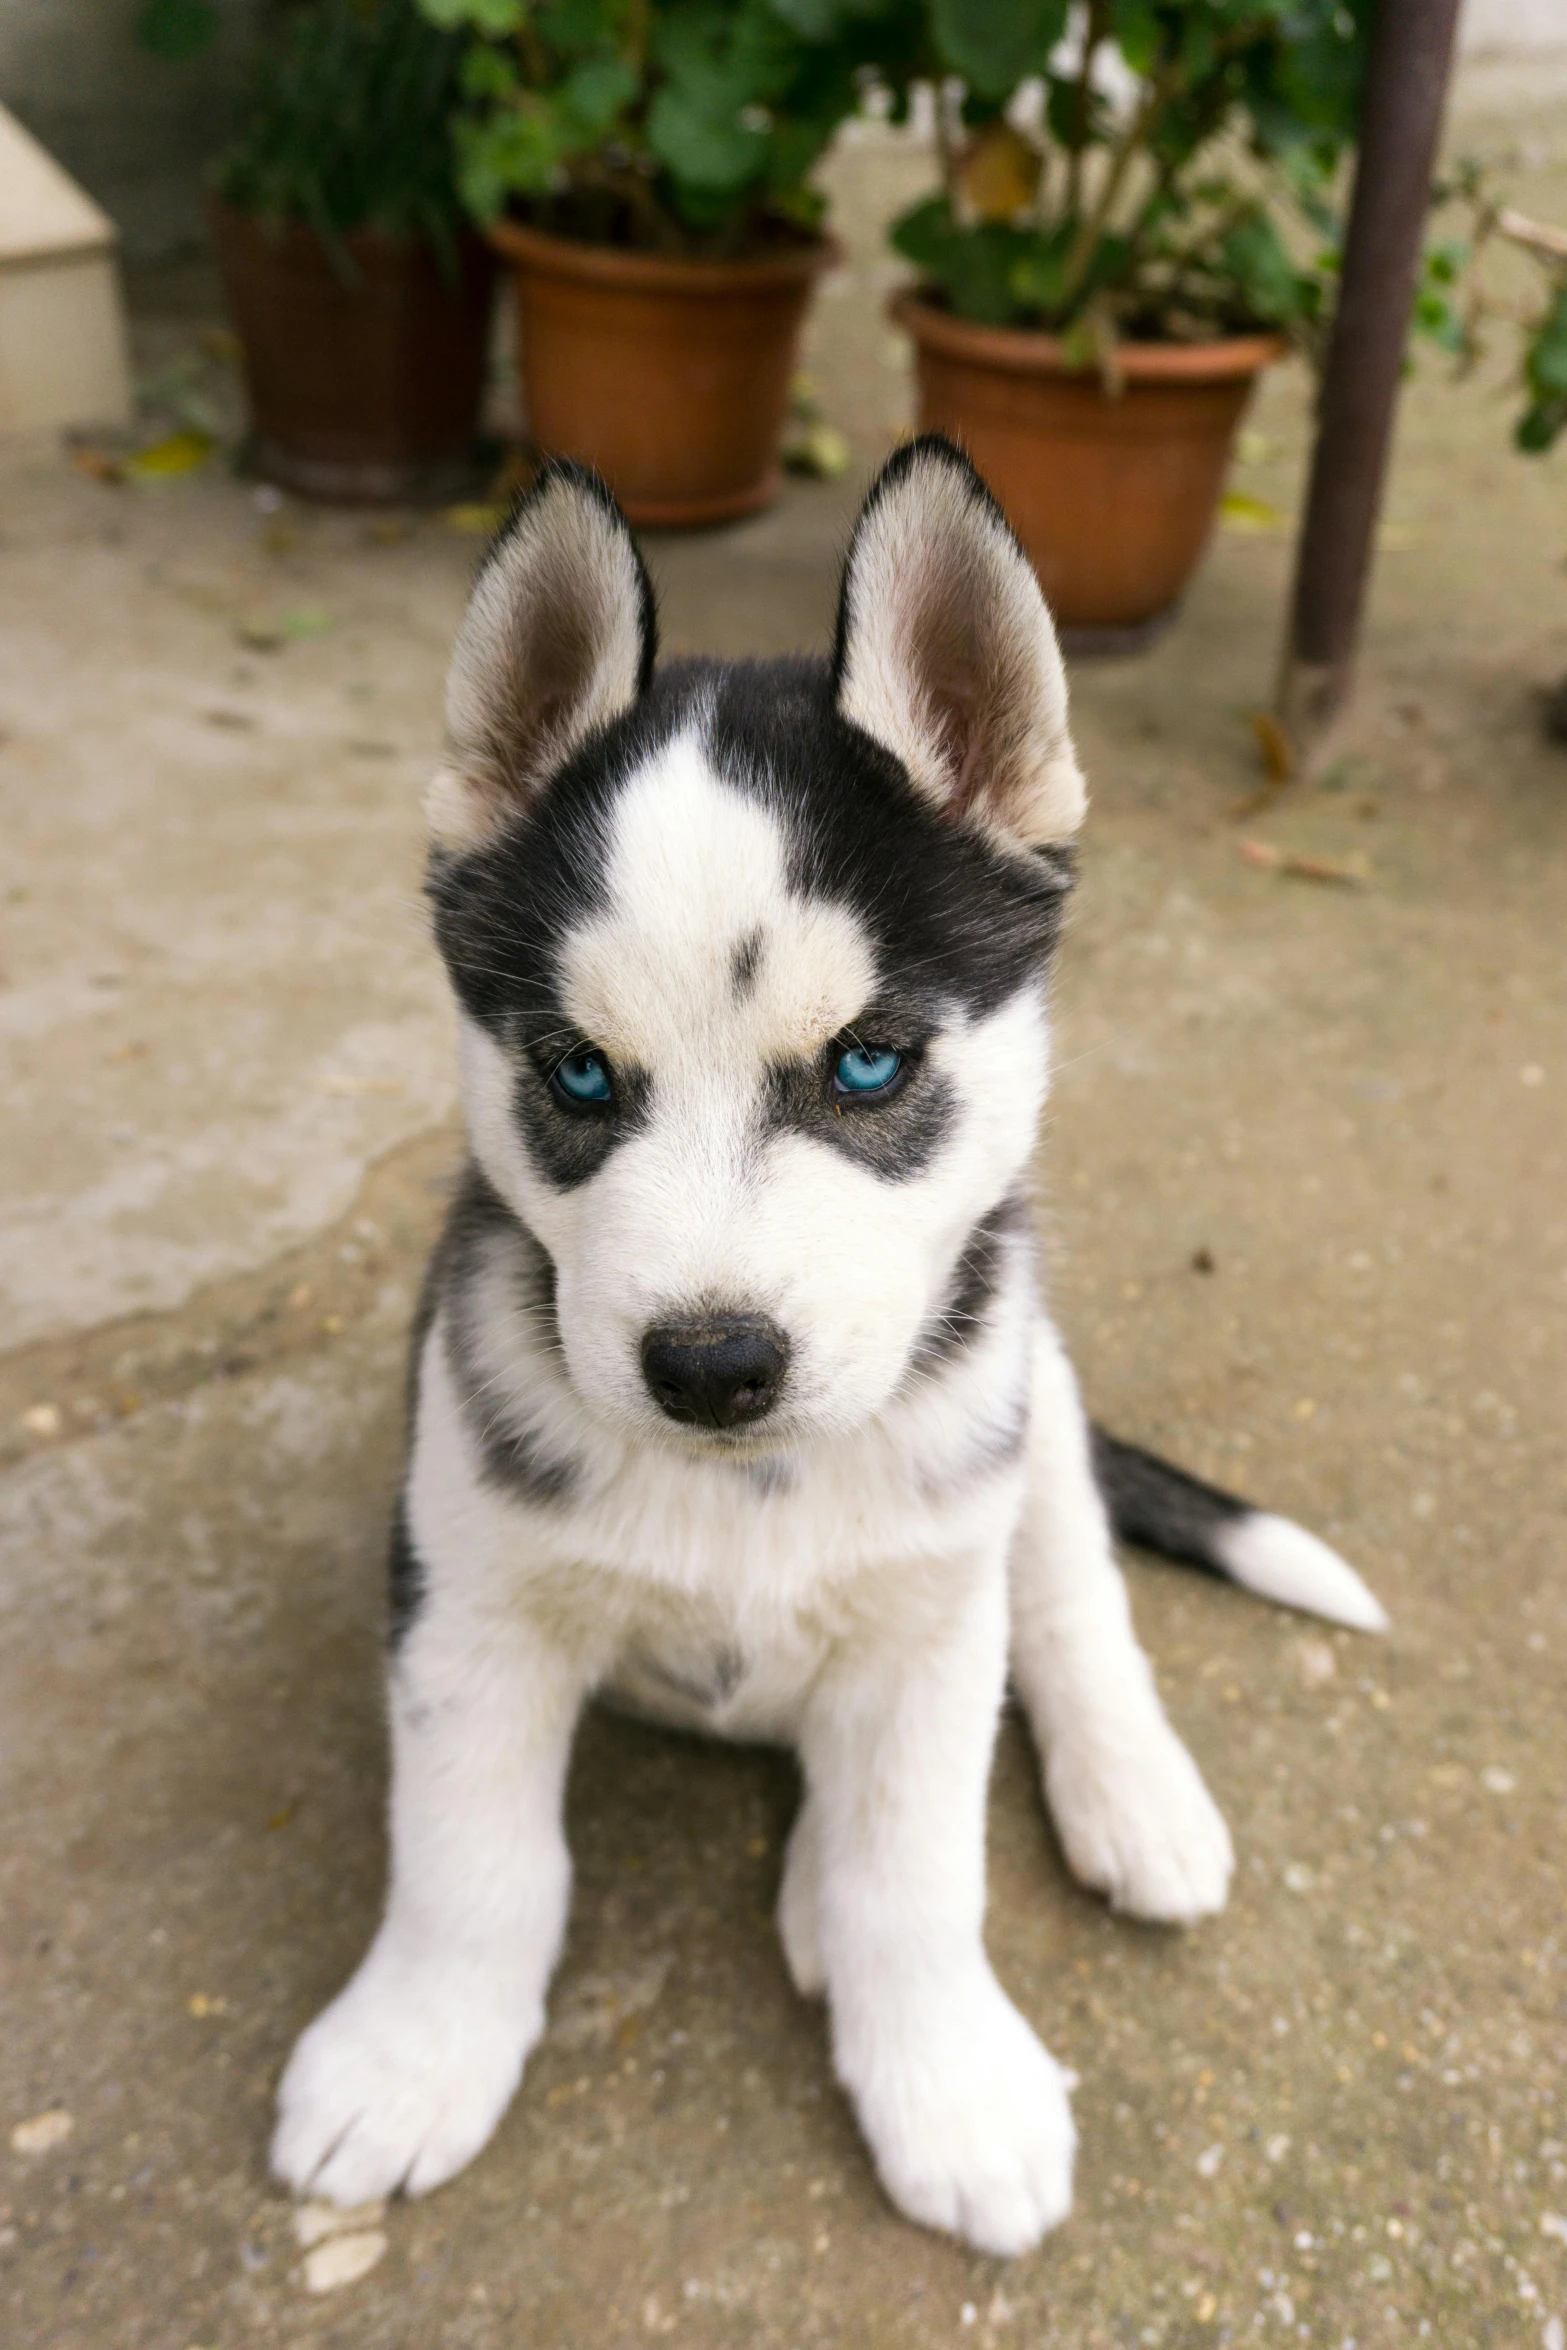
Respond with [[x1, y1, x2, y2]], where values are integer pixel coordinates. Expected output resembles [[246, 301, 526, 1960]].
[[427, 441, 1084, 1453]]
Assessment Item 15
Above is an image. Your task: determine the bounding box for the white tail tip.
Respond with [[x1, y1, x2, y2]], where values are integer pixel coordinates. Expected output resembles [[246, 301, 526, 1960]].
[[1214, 1512, 1390, 1634]]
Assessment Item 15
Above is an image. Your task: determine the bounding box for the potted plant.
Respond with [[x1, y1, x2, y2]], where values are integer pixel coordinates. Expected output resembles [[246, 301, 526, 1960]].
[[187, 0, 498, 502], [881, 0, 1370, 642], [417, 0, 918, 525]]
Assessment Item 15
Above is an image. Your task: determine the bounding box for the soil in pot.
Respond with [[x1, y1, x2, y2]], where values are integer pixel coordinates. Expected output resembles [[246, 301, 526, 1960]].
[[894, 292, 1286, 641], [212, 203, 497, 505], [489, 221, 832, 529]]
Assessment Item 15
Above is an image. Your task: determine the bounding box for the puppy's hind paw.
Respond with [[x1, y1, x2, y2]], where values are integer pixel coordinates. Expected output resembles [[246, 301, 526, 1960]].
[[1046, 1716, 1233, 1926]]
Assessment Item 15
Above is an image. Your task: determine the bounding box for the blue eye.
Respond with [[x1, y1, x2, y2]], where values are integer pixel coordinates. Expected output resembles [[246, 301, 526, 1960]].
[[551, 1048, 613, 1107], [833, 1044, 904, 1098]]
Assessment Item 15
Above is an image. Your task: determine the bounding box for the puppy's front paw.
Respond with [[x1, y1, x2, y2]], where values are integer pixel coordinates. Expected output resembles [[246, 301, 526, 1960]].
[[1045, 1714, 1233, 1925], [846, 1971, 1075, 2257], [271, 1951, 539, 2207]]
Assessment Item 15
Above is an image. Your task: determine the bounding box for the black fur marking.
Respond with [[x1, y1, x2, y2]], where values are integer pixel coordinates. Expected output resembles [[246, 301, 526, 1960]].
[[906, 1194, 1027, 1381], [439, 1162, 579, 1506], [511, 1054, 651, 1193], [387, 1489, 426, 1653], [1090, 1427, 1249, 1576], [763, 1043, 955, 1183], [705, 659, 1072, 1024], [730, 928, 765, 998]]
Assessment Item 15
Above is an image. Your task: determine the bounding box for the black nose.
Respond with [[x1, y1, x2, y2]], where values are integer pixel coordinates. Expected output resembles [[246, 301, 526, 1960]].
[[640, 1316, 789, 1430]]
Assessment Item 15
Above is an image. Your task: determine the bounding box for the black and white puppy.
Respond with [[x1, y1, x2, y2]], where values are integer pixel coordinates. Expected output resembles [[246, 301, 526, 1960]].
[[272, 439, 1386, 2256]]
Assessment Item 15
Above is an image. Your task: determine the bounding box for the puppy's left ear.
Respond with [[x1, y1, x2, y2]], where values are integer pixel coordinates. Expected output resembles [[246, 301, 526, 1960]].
[[832, 435, 1085, 850], [427, 460, 656, 852]]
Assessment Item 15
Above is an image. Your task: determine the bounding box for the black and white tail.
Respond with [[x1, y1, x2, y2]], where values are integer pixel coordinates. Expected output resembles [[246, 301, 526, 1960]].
[[1090, 1428, 1389, 1634]]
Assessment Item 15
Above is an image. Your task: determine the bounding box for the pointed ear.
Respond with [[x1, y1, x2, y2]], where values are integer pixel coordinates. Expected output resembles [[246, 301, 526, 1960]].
[[427, 461, 656, 851], [832, 436, 1085, 850]]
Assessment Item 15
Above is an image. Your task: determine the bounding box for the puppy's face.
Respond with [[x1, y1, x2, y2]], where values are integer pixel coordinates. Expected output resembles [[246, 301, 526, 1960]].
[[428, 447, 1086, 1455]]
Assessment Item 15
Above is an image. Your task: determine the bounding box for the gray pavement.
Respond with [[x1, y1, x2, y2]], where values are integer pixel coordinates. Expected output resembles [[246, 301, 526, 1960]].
[[2, 78, 1566, 2350]]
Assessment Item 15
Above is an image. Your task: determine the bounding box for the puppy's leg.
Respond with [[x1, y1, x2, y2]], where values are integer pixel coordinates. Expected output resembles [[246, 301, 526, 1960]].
[[1009, 1323, 1233, 1924], [272, 1542, 585, 2206], [777, 1792, 825, 1998], [800, 1565, 1075, 2257]]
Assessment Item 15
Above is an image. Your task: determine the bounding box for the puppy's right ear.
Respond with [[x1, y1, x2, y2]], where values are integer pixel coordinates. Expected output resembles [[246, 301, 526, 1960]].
[[427, 461, 656, 851]]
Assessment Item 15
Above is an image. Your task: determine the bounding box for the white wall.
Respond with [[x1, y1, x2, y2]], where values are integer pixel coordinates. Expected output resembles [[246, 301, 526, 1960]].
[[0, 0, 266, 261]]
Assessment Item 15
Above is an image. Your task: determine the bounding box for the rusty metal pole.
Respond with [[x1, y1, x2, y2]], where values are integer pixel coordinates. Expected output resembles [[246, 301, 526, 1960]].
[[1275, 0, 1463, 763]]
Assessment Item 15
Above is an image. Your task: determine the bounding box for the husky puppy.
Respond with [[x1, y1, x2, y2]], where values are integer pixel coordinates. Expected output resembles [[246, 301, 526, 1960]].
[[272, 439, 1386, 2255]]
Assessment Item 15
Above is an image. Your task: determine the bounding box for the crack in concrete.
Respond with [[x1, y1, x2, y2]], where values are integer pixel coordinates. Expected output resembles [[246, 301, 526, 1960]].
[[0, 1123, 459, 1471]]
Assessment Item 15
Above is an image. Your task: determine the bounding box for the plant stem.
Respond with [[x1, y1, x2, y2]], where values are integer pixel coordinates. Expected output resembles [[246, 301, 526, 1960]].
[[1065, 0, 1105, 220], [1497, 205, 1567, 262], [620, 0, 650, 79], [1057, 60, 1177, 318]]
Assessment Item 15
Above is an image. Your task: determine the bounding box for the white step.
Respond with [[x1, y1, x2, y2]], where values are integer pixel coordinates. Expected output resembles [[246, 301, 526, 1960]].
[[0, 104, 130, 433]]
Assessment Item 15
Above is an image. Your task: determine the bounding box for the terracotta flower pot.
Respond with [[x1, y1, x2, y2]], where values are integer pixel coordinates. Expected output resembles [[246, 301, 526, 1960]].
[[488, 220, 833, 528], [211, 201, 497, 504], [893, 291, 1286, 644]]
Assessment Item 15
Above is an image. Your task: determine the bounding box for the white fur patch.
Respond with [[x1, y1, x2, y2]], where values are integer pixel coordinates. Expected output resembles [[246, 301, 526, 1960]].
[[558, 733, 878, 1073], [1215, 1512, 1390, 1633]]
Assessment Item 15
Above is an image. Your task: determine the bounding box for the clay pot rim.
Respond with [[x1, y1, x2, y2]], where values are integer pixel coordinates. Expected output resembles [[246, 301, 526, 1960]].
[[891, 288, 1288, 382], [488, 214, 838, 295], [209, 196, 485, 262]]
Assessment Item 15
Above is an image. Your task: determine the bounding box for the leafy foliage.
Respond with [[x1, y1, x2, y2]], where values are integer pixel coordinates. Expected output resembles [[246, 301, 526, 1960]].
[[887, 0, 1375, 347], [1519, 284, 1567, 454], [210, 0, 470, 267], [1413, 163, 1567, 457], [136, 0, 221, 63], [416, 0, 924, 253]]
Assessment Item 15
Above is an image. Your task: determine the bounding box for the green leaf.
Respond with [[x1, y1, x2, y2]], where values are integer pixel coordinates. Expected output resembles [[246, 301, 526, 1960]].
[[928, 0, 1069, 100], [561, 54, 638, 135], [1526, 292, 1567, 399], [1109, 0, 1161, 80], [1221, 209, 1305, 325], [422, 0, 526, 30], [1008, 232, 1072, 315], [648, 83, 767, 191], [135, 0, 218, 62], [765, 0, 841, 36], [1515, 401, 1565, 455], [459, 44, 519, 100], [890, 192, 961, 272]]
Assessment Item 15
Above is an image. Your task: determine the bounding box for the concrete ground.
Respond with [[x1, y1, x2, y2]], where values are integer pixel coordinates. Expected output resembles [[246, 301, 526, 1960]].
[[3, 66, 1566, 2350]]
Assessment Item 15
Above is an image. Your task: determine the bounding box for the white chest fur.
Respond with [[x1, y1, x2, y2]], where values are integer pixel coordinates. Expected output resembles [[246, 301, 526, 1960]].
[[406, 1297, 1030, 1743]]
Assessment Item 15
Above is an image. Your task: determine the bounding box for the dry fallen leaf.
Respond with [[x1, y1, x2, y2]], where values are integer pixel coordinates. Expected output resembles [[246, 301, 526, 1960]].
[[124, 430, 213, 482], [1239, 838, 1366, 888], [69, 446, 124, 485], [1218, 489, 1289, 535], [1247, 708, 1296, 783], [955, 122, 1042, 223], [444, 502, 505, 535]]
